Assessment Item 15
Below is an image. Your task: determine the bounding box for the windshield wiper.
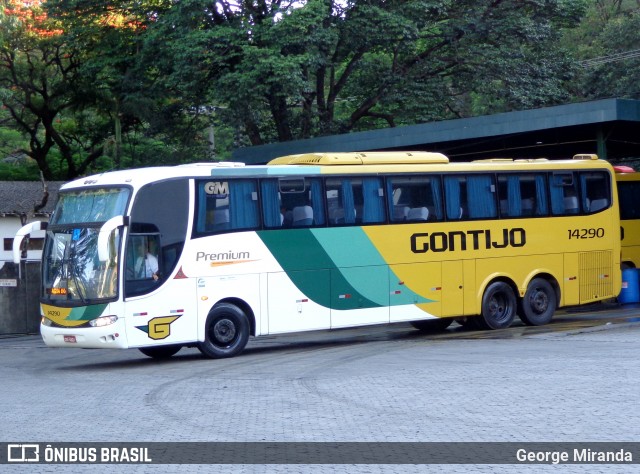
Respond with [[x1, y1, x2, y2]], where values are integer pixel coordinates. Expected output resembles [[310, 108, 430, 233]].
[[68, 244, 88, 305], [69, 262, 88, 304]]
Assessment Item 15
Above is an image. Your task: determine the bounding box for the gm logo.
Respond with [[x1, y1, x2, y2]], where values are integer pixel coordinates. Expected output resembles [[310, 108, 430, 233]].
[[8, 444, 39, 462], [204, 181, 228, 196]]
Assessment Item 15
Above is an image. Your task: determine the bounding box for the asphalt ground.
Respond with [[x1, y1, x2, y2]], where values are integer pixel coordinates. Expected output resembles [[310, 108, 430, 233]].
[[1, 302, 639, 473]]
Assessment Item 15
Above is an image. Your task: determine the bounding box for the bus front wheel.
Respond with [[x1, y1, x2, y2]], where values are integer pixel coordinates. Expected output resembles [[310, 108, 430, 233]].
[[519, 278, 556, 326], [481, 282, 517, 329], [198, 303, 250, 359]]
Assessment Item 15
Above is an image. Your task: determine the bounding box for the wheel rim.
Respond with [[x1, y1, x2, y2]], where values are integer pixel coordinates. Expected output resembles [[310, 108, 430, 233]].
[[529, 288, 549, 314], [489, 294, 509, 323], [212, 318, 237, 345]]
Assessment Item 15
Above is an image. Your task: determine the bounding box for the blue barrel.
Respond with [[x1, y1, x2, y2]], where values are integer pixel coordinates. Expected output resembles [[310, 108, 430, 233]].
[[619, 268, 640, 304]]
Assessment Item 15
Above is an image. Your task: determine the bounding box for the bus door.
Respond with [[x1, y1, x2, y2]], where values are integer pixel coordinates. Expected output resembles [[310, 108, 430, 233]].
[[124, 234, 198, 347]]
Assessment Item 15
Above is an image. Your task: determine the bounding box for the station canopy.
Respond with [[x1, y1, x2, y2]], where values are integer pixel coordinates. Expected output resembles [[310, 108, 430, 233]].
[[232, 98, 640, 165]]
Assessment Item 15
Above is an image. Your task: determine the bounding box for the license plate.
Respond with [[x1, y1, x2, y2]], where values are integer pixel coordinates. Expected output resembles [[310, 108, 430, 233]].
[[64, 335, 77, 343]]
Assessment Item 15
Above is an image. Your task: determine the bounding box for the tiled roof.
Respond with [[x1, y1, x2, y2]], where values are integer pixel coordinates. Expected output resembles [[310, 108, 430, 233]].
[[0, 181, 65, 216]]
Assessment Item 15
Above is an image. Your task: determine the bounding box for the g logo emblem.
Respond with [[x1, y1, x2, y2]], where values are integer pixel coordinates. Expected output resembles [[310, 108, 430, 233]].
[[135, 316, 181, 340]]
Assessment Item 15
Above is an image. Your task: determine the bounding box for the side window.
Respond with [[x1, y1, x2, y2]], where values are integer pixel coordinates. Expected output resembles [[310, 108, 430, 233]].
[[580, 171, 611, 214], [497, 173, 548, 218], [466, 174, 497, 219], [326, 177, 386, 225], [125, 234, 161, 282], [618, 180, 640, 220], [261, 179, 283, 228], [196, 179, 259, 233], [279, 178, 325, 228], [386, 176, 443, 222], [445, 174, 497, 220], [444, 175, 464, 220], [550, 172, 581, 216]]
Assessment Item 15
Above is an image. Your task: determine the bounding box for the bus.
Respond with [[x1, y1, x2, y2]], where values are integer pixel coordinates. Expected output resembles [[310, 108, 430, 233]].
[[615, 166, 640, 269], [13, 152, 621, 359]]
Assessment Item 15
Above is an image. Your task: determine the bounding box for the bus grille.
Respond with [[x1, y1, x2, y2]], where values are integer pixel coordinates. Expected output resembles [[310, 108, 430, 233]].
[[579, 251, 614, 303]]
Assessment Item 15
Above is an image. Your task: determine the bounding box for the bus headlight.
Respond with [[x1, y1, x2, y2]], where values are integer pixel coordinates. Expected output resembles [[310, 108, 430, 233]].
[[89, 315, 118, 327], [41, 317, 53, 327]]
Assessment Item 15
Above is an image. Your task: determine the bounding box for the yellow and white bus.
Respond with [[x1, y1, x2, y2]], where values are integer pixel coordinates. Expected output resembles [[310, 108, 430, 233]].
[[615, 166, 640, 269], [14, 152, 621, 359]]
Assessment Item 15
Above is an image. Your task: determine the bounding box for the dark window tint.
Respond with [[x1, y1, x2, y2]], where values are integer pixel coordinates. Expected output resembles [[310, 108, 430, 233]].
[[387, 176, 442, 222], [550, 172, 580, 215], [279, 178, 325, 228], [618, 181, 640, 220], [195, 179, 259, 233], [326, 177, 385, 225], [444, 174, 497, 220], [126, 179, 188, 296], [550, 171, 611, 216], [580, 171, 611, 214], [497, 173, 548, 217]]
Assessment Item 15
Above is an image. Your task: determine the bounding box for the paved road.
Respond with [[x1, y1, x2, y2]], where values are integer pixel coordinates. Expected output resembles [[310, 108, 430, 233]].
[[1, 304, 640, 473]]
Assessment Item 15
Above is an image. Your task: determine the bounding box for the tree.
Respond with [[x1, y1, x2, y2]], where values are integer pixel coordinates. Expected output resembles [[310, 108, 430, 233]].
[[0, 0, 114, 179], [0, 0, 211, 180], [1, 0, 594, 173], [568, 2, 640, 100], [0, 0, 79, 179], [147, 0, 588, 147], [51, 0, 221, 167]]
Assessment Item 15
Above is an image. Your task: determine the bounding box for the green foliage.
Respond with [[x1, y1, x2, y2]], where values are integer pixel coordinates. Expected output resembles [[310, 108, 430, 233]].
[[0, 160, 41, 180], [148, 0, 590, 144], [561, 0, 640, 100], [0, 0, 635, 178], [581, 12, 640, 99]]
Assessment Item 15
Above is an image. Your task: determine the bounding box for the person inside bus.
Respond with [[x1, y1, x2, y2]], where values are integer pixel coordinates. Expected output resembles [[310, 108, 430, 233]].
[[292, 204, 314, 226], [281, 205, 292, 227], [134, 238, 159, 281]]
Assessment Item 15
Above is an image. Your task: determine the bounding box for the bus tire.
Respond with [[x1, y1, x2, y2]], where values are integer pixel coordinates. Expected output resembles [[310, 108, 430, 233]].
[[410, 318, 453, 332], [139, 345, 181, 359], [481, 281, 517, 329], [198, 303, 250, 359], [519, 278, 556, 326]]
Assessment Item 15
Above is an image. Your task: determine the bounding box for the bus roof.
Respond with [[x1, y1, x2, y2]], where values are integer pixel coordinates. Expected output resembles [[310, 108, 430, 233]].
[[60, 163, 260, 190], [59, 152, 615, 191], [268, 151, 449, 165]]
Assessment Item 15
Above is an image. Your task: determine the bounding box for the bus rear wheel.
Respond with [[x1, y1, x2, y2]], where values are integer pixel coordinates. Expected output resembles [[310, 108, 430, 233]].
[[519, 278, 556, 326], [198, 303, 250, 359], [139, 345, 181, 359], [410, 318, 453, 332], [481, 281, 517, 329]]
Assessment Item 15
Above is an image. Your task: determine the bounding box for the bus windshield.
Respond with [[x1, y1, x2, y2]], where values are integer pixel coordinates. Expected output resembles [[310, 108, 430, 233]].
[[43, 227, 119, 303], [42, 187, 130, 304], [50, 188, 130, 224]]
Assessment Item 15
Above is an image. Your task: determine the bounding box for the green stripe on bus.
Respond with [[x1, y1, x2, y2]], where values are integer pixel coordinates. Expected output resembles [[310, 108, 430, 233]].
[[258, 229, 381, 308], [67, 304, 108, 321], [312, 228, 389, 307], [258, 228, 432, 308]]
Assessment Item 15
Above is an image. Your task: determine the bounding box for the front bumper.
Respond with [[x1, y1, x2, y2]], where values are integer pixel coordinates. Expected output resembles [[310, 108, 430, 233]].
[[40, 318, 128, 349]]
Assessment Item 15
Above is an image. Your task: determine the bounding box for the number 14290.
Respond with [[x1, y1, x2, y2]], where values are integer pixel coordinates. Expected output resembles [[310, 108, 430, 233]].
[[568, 228, 605, 239]]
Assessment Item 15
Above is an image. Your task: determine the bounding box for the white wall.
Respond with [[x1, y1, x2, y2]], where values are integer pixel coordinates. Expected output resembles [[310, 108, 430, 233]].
[[0, 216, 48, 263]]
